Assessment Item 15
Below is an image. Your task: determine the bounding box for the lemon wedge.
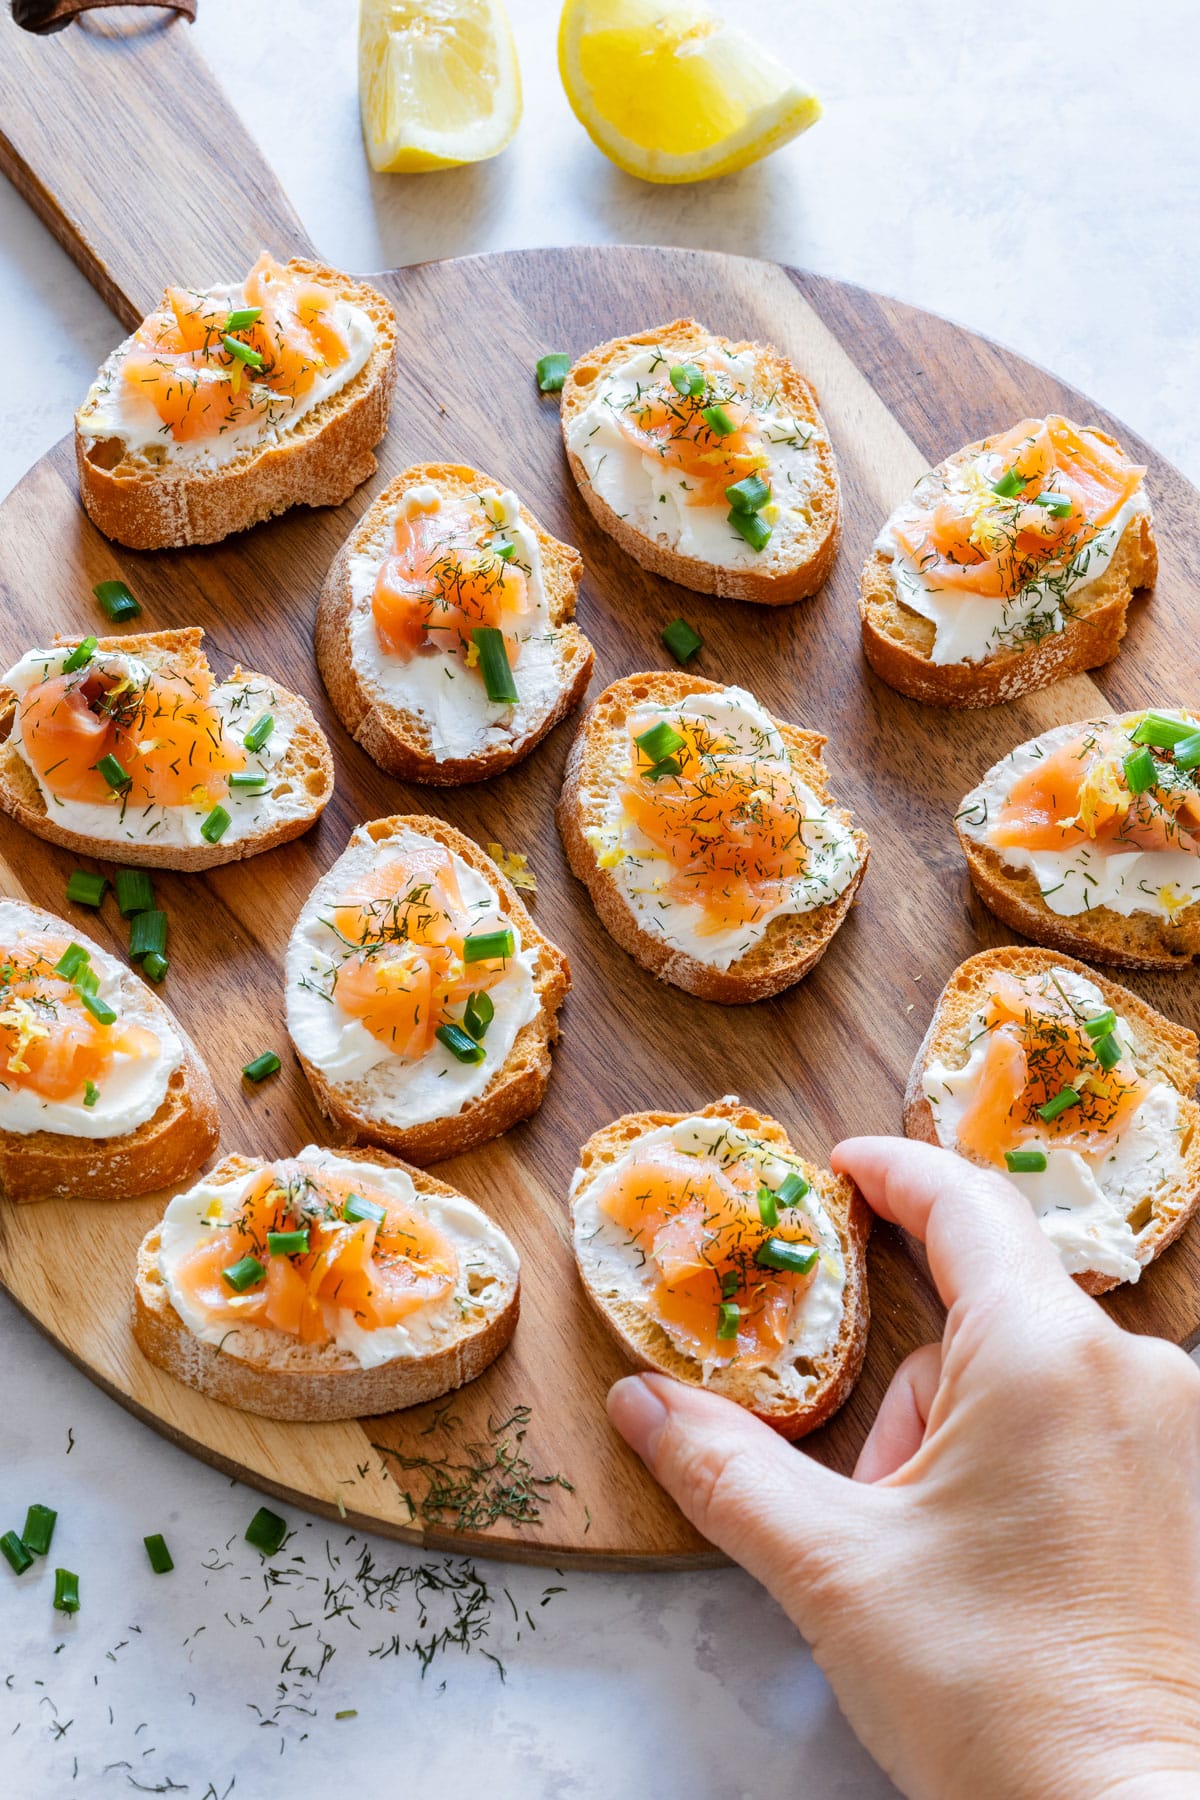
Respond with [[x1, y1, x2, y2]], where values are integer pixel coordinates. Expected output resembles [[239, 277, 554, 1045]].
[[558, 0, 820, 183], [359, 0, 522, 173]]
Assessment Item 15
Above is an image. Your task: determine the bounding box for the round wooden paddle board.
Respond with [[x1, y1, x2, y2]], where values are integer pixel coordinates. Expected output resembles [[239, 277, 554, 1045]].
[[1, 245, 1198, 1569]]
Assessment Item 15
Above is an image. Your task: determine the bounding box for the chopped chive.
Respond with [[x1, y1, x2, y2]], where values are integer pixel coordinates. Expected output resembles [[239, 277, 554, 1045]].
[[61, 636, 97, 674], [342, 1191, 387, 1227], [716, 1301, 740, 1340], [1, 1531, 32, 1576], [78, 989, 117, 1027], [728, 508, 771, 551], [96, 752, 131, 791], [754, 1238, 820, 1274], [720, 1269, 739, 1299], [725, 474, 771, 514], [245, 1506, 288, 1557], [221, 1254, 265, 1293], [222, 333, 264, 368], [463, 927, 515, 964], [463, 990, 494, 1041], [493, 540, 517, 561], [66, 870, 108, 908], [661, 617, 702, 664], [93, 579, 141, 623], [129, 910, 167, 961], [701, 403, 735, 437], [776, 1171, 810, 1206], [1123, 746, 1157, 796], [1005, 1148, 1048, 1173], [756, 1186, 779, 1229], [200, 805, 231, 844], [143, 1534, 174, 1574], [267, 1228, 310, 1257], [83, 1080, 99, 1108], [1030, 490, 1073, 517], [1093, 1032, 1123, 1071], [53, 1568, 80, 1613], [228, 773, 269, 792], [436, 1022, 487, 1064], [72, 965, 99, 997], [242, 1050, 281, 1083], [1131, 712, 1195, 749], [634, 721, 685, 763], [114, 869, 155, 918], [53, 942, 90, 981], [644, 755, 681, 782], [535, 352, 570, 393], [1037, 1085, 1080, 1123], [1173, 731, 1200, 771], [243, 714, 275, 754], [22, 1504, 57, 1557], [1083, 1009, 1117, 1040], [141, 951, 168, 984], [471, 627, 519, 705], [669, 361, 705, 398], [224, 306, 262, 332], [991, 467, 1024, 499], [335, 1710, 358, 1721]]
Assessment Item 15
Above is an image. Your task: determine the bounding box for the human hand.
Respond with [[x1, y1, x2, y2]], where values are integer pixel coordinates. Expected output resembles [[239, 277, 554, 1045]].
[[608, 1137, 1200, 1800]]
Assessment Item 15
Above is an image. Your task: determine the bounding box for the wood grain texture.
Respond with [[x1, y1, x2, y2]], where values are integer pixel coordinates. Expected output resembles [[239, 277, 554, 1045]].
[[1, 246, 1199, 1569], [0, 8, 317, 326]]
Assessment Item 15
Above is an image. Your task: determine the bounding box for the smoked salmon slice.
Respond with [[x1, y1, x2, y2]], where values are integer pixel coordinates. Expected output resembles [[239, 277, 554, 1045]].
[[957, 971, 1147, 1166], [892, 417, 1145, 599], [172, 1159, 458, 1346], [616, 358, 769, 507], [0, 932, 159, 1102], [991, 720, 1200, 857], [600, 1145, 817, 1367], [372, 495, 530, 665]]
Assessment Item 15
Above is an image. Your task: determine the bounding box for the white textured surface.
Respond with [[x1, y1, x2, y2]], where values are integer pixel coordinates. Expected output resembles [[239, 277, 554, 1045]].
[[1, 1, 1196, 1796]]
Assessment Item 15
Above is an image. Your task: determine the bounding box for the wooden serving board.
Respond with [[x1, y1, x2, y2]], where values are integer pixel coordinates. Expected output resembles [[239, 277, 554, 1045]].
[[1, 15, 1200, 1571]]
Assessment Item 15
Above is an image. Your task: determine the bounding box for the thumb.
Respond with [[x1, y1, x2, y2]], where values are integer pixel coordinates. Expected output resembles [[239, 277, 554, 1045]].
[[608, 1372, 873, 1617]]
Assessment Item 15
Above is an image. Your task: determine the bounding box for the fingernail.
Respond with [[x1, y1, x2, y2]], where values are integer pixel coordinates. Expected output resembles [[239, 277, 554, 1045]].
[[607, 1374, 669, 1466]]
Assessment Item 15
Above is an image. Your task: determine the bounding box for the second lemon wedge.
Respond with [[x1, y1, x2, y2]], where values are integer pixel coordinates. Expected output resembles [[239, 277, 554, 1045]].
[[558, 0, 821, 184], [359, 0, 522, 173]]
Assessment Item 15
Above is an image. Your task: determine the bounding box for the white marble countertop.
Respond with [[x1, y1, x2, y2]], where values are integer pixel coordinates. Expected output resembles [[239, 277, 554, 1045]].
[[1, 3, 1196, 1796]]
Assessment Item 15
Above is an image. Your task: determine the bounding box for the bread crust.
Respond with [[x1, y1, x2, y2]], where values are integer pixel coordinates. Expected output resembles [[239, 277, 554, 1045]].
[[956, 714, 1200, 969], [75, 261, 398, 551], [132, 1147, 519, 1420], [315, 462, 594, 784], [290, 815, 570, 1164], [556, 671, 868, 1003], [0, 628, 335, 872], [570, 1096, 871, 1438], [902, 945, 1200, 1295], [859, 429, 1158, 708], [0, 899, 219, 1203], [560, 319, 840, 605]]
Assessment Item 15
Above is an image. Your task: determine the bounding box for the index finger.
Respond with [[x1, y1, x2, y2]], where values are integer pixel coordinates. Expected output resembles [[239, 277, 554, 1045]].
[[831, 1135, 1089, 1319]]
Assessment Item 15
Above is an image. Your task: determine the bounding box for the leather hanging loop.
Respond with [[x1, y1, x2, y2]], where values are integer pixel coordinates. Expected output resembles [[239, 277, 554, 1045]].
[[12, 0, 196, 36]]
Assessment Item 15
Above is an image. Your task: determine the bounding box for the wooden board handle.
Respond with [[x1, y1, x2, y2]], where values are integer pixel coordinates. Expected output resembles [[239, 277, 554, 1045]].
[[0, 6, 318, 328]]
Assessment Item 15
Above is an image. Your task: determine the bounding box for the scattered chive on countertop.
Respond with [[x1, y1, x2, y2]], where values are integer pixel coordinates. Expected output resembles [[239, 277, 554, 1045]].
[[243, 1050, 281, 1083], [535, 351, 570, 392]]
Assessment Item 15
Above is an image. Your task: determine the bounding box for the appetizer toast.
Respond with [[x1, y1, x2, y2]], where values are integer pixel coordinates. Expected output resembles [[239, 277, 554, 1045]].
[[571, 1096, 870, 1438], [905, 947, 1200, 1294], [76, 254, 397, 550], [561, 319, 840, 604], [316, 462, 594, 783], [134, 1144, 519, 1420], [558, 671, 867, 1003], [0, 898, 218, 1203]]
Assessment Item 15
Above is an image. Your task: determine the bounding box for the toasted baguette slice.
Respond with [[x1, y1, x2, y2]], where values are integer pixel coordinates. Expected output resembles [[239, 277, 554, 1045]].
[[288, 815, 570, 1164], [570, 1096, 871, 1438], [0, 628, 334, 872], [315, 462, 594, 784], [903, 946, 1200, 1294], [76, 259, 398, 550], [132, 1145, 519, 1420], [560, 319, 840, 605], [955, 715, 1200, 969], [557, 672, 869, 1003], [0, 898, 218, 1203], [860, 428, 1157, 709]]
